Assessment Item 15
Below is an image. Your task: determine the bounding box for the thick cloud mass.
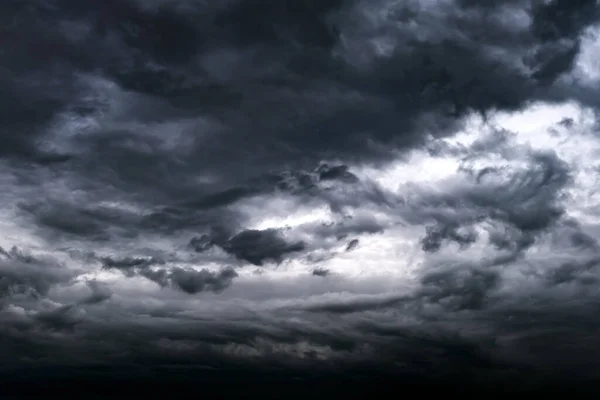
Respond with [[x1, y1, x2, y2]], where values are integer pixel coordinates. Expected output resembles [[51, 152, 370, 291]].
[[2, 0, 600, 396]]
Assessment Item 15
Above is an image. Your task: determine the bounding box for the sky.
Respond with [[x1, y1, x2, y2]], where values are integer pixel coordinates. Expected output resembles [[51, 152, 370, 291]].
[[2, 0, 600, 396]]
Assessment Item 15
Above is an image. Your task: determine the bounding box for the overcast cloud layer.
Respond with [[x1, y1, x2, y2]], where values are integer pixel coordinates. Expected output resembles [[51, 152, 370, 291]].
[[2, 0, 600, 396]]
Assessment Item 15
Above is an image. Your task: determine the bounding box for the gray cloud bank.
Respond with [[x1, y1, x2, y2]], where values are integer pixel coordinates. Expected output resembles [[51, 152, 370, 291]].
[[1, 0, 600, 395]]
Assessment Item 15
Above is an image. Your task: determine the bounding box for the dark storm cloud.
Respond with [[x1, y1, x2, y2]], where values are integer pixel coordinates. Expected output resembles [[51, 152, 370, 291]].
[[188, 227, 307, 266], [0, 247, 74, 300], [304, 293, 407, 314], [562, 219, 600, 250], [345, 239, 359, 252], [19, 200, 111, 240], [317, 164, 359, 183], [170, 267, 238, 294], [420, 222, 478, 253], [185, 203, 386, 265], [15, 193, 160, 243], [100, 255, 163, 270], [79, 280, 113, 305], [270, 129, 600, 360], [1, 0, 596, 233], [558, 117, 576, 128], [271, 163, 360, 194], [2, 0, 600, 394], [312, 268, 331, 277], [546, 256, 600, 286], [419, 267, 501, 311], [220, 229, 306, 266], [188, 234, 214, 253], [309, 216, 386, 241], [100, 252, 238, 294], [0, 1, 593, 290], [408, 136, 573, 263], [301, 266, 500, 315], [33, 304, 87, 331]]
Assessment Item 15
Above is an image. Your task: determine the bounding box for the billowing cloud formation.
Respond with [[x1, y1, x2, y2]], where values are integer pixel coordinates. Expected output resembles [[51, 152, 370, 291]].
[[0, 246, 76, 300], [1, 0, 600, 396]]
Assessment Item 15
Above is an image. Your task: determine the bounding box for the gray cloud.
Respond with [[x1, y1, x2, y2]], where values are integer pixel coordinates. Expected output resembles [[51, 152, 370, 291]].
[[312, 268, 331, 277], [99, 252, 238, 294], [79, 280, 113, 305], [420, 222, 478, 253], [219, 229, 306, 266], [170, 267, 238, 294], [0, 247, 75, 300], [100, 256, 163, 270], [1, 0, 600, 393], [345, 239, 359, 252]]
